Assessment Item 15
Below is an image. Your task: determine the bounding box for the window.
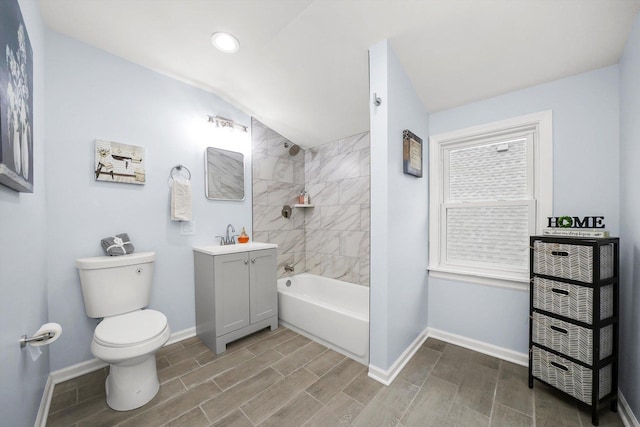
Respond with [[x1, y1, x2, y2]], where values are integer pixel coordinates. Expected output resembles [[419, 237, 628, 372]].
[[429, 111, 552, 289]]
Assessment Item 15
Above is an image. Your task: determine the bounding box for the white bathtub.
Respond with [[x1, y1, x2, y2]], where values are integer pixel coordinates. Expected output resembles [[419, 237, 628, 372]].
[[277, 273, 369, 364]]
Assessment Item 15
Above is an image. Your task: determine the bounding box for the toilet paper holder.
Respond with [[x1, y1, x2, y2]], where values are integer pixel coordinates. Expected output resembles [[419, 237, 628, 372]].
[[19, 331, 55, 348]]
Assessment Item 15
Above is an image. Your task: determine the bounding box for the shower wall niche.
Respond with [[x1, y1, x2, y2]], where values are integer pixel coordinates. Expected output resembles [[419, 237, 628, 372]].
[[251, 118, 370, 286]]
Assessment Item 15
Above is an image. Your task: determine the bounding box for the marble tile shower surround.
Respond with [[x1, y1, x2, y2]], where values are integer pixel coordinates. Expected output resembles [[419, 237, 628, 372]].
[[252, 119, 306, 278], [251, 117, 370, 286], [304, 132, 370, 286]]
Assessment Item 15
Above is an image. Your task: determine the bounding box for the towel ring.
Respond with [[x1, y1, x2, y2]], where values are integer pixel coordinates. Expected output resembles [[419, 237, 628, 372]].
[[170, 164, 191, 181]]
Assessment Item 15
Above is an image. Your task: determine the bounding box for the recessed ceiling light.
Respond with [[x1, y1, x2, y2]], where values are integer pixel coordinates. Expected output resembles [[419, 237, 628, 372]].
[[210, 32, 240, 53]]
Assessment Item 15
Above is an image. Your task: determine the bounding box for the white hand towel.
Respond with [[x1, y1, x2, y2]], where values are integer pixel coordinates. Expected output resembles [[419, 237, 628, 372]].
[[171, 179, 192, 221]]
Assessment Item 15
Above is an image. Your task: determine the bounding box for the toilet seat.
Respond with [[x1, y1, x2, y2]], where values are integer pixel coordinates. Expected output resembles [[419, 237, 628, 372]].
[[95, 309, 168, 348]]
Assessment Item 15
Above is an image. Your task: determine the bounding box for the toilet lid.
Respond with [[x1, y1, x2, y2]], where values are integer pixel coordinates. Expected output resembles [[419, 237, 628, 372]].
[[94, 310, 167, 347]]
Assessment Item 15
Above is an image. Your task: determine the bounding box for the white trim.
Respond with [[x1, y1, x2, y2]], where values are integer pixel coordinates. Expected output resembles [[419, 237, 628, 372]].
[[619, 390, 640, 427], [429, 110, 553, 284], [427, 327, 528, 367], [37, 327, 197, 426], [165, 326, 196, 347], [428, 267, 529, 291], [49, 357, 108, 385], [34, 375, 54, 427], [368, 326, 429, 386], [424, 328, 639, 425]]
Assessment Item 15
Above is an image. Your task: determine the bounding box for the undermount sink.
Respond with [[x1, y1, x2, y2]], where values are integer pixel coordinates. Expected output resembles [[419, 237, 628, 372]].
[[193, 242, 277, 256]]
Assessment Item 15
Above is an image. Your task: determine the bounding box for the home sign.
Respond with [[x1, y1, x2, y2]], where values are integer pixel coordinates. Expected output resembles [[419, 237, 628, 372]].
[[547, 216, 605, 229]]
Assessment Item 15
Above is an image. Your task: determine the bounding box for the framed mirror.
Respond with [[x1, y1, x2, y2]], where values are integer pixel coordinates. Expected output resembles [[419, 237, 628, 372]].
[[205, 147, 245, 200]]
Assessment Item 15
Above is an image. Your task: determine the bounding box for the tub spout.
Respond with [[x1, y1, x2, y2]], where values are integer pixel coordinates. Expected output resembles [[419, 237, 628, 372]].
[[284, 264, 294, 272]]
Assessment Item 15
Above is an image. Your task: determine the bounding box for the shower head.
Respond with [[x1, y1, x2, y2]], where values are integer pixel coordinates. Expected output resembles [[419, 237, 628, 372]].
[[283, 141, 300, 156], [288, 144, 300, 156]]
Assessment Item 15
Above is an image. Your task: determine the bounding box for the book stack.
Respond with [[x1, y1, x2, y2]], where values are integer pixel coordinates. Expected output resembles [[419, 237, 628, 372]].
[[542, 228, 610, 238]]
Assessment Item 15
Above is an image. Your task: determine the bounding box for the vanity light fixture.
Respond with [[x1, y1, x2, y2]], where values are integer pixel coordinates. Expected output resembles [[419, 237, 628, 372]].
[[207, 115, 248, 133], [210, 32, 240, 53]]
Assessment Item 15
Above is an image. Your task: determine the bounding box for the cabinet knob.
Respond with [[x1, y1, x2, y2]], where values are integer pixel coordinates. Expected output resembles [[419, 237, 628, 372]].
[[251, 258, 256, 263], [244, 260, 248, 265]]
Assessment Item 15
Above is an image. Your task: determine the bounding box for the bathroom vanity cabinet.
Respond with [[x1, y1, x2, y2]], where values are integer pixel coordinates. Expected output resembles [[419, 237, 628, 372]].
[[193, 243, 278, 354]]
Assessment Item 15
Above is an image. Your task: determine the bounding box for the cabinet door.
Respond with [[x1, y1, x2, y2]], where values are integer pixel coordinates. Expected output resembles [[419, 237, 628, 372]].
[[214, 252, 250, 336], [249, 249, 277, 323]]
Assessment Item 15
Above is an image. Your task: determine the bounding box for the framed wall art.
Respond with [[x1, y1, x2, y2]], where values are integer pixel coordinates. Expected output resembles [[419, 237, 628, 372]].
[[95, 140, 146, 185], [0, 0, 34, 193], [403, 129, 423, 178]]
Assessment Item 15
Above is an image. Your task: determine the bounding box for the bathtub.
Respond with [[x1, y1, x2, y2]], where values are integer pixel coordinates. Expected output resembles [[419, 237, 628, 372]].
[[277, 273, 369, 364]]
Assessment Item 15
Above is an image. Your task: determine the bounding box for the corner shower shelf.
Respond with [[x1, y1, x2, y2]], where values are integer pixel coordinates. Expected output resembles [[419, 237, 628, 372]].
[[293, 204, 315, 208]]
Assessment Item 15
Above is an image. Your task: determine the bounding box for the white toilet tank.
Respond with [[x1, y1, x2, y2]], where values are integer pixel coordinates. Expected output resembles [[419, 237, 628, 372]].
[[75, 252, 156, 318]]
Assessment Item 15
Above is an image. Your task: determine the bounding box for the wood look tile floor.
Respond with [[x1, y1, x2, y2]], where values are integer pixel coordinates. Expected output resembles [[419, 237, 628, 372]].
[[46, 326, 624, 427]]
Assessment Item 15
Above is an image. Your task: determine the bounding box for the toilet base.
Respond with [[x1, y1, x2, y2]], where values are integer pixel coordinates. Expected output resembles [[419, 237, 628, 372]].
[[105, 355, 160, 411]]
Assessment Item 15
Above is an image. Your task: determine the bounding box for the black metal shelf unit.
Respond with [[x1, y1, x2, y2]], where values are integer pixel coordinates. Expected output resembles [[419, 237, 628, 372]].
[[528, 235, 619, 426]]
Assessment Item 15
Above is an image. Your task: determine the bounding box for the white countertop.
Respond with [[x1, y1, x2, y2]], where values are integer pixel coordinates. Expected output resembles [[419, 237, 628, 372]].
[[193, 242, 278, 256]]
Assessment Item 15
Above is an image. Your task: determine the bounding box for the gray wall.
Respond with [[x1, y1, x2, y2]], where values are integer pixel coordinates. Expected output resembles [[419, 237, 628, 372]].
[[619, 10, 640, 421], [428, 65, 620, 354], [0, 1, 48, 425], [369, 40, 429, 370], [44, 31, 253, 370]]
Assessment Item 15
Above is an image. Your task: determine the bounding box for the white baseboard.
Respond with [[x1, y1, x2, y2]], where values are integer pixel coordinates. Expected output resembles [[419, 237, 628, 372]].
[[36, 327, 197, 427], [368, 326, 429, 386], [165, 326, 196, 347], [427, 327, 528, 367], [50, 357, 108, 385], [425, 329, 640, 425], [34, 374, 53, 427], [619, 390, 640, 427]]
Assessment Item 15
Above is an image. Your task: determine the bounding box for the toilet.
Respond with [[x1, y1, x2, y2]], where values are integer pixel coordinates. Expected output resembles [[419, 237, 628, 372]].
[[75, 251, 170, 411]]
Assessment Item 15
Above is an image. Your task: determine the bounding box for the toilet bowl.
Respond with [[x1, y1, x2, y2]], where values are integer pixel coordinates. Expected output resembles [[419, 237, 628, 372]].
[[75, 252, 170, 411], [92, 309, 170, 411]]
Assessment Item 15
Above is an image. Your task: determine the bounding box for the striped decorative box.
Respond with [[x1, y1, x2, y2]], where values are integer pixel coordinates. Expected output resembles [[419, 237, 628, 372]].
[[531, 312, 613, 365], [532, 277, 613, 323], [533, 241, 614, 282], [529, 236, 619, 426], [532, 347, 612, 405]]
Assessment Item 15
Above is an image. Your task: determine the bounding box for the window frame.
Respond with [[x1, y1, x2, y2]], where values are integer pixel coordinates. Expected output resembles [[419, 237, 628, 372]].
[[429, 111, 553, 290]]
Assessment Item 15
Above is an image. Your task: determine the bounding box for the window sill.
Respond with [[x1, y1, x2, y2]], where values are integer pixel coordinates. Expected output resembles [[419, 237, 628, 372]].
[[427, 266, 530, 291]]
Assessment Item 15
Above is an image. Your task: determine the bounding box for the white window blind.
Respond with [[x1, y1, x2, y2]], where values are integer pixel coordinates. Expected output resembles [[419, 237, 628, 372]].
[[444, 137, 534, 272], [447, 138, 528, 202], [429, 111, 552, 288]]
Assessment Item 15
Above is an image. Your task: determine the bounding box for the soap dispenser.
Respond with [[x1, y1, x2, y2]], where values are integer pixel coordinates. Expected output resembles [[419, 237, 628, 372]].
[[238, 227, 250, 244]]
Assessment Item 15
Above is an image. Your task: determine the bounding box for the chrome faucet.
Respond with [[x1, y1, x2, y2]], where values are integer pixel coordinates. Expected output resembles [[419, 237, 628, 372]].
[[226, 224, 235, 244], [215, 224, 237, 245], [284, 264, 294, 272]]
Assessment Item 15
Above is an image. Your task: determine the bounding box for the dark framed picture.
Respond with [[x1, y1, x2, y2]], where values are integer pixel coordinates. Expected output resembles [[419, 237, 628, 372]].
[[403, 129, 422, 177], [0, 0, 34, 193]]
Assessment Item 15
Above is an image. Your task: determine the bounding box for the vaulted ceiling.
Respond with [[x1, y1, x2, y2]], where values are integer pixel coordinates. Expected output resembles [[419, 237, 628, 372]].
[[39, 0, 640, 147]]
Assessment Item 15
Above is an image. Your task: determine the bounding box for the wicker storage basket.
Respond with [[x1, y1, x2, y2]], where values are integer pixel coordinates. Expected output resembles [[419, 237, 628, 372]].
[[532, 312, 613, 364], [533, 277, 613, 323], [533, 241, 614, 282], [532, 347, 612, 405]]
